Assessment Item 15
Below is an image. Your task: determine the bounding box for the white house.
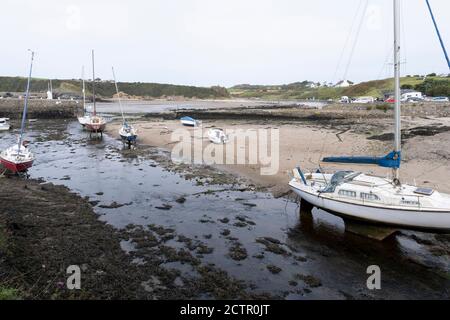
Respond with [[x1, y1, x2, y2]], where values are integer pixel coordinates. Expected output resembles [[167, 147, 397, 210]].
[[334, 80, 354, 88]]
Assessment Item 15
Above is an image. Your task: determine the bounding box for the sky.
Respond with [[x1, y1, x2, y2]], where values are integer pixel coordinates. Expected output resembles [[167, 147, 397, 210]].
[[1, 0, 449, 87]]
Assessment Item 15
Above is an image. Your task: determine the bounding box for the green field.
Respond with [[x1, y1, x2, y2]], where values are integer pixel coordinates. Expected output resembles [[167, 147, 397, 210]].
[[0, 76, 230, 99], [229, 75, 450, 100]]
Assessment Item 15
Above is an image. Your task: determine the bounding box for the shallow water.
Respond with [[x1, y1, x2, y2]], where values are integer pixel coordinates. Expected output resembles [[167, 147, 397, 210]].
[[1, 119, 449, 299]]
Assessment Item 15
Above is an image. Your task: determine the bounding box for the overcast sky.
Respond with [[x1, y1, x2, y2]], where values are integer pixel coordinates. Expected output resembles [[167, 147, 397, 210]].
[[1, 0, 449, 87]]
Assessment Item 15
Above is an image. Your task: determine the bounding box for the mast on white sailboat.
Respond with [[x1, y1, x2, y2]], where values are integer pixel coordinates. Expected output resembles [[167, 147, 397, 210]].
[[18, 49, 35, 154], [393, 0, 401, 183], [111, 67, 126, 124], [82, 65, 86, 114], [91, 50, 97, 116]]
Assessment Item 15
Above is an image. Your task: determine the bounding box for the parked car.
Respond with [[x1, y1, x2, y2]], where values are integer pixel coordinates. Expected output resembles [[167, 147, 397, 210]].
[[385, 97, 396, 103], [432, 97, 449, 102], [352, 96, 375, 104], [404, 97, 424, 102]]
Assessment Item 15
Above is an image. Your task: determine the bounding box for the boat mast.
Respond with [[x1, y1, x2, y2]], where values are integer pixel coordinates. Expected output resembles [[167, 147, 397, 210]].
[[18, 50, 35, 153], [82, 65, 86, 114], [393, 0, 401, 182], [111, 67, 126, 124], [91, 50, 97, 116]]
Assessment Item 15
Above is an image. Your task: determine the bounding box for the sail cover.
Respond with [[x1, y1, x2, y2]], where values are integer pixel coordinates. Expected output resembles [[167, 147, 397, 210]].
[[322, 151, 401, 169]]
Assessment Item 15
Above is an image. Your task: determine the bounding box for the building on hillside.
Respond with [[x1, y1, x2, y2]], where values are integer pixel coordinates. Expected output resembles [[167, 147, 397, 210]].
[[306, 81, 320, 88], [334, 80, 354, 88]]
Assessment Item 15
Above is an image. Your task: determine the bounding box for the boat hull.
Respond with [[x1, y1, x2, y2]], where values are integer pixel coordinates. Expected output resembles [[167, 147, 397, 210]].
[[0, 157, 33, 173], [120, 134, 137, 143], [181, 120, 196, 127], [290, 182, 450, 233], [85, 123, 106, 133]]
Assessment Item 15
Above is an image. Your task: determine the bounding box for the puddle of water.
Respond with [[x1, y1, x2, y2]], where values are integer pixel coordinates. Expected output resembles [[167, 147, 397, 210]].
[[0, 119, 449, 299]]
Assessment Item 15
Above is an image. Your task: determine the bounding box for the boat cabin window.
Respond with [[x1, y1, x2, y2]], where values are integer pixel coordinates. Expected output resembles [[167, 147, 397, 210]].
[[360, 193, 380, 201], [338, 190, 356, 198]]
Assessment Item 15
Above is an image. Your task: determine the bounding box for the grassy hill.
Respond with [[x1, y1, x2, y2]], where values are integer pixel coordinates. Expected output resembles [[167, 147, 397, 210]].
[[0, 76, 230, 99], [229, 75, 450, 100]]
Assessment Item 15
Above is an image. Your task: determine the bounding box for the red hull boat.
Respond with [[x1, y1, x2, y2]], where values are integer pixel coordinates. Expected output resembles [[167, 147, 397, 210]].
[[0, 157, 33, 173]]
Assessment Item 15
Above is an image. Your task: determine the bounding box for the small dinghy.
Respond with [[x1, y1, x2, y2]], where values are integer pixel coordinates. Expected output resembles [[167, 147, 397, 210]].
[[180, 116, 198, 127], [208, 128, 228, 144], [119, 122, 137, 144], [0, 118, 10, 131]]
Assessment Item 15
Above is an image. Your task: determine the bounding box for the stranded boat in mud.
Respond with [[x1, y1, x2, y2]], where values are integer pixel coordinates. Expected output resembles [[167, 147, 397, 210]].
[[0, 118, 10, 131], [112, 67, 138, 145], [0, 51, 35, 173], [208, 128, 228, 144], [180, 116, 198, 127], [289, 0, 450, 234]]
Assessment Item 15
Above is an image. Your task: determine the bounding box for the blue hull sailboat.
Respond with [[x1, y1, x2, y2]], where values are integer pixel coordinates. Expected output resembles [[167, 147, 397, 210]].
[[112, 67, 138, 146]]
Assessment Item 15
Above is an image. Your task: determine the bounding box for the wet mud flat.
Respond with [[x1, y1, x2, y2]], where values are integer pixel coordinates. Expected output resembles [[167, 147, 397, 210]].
[[1, 119, 450, 299], [0, 177, 269, 299]]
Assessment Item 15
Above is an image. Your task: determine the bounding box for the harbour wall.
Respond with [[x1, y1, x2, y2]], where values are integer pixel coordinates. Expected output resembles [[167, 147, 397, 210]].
[[0, 98, 80, 119]]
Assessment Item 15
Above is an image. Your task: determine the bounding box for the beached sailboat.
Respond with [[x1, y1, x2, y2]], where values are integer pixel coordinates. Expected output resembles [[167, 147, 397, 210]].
[[77, 66, 90, 127], [84, 50, 106, 136], [0, 50, 35, 173], [0, 118, 11, 131], [112, 67, 137, 145], [289, 0, 450, 234]]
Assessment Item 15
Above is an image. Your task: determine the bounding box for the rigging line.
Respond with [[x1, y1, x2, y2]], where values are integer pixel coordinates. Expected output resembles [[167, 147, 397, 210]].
[[400, 0, 408, 74], [331, 0, 364, 84], [376, 44, 394, 80], [342, 0, 370, 82], [425, 0, 450, 70]]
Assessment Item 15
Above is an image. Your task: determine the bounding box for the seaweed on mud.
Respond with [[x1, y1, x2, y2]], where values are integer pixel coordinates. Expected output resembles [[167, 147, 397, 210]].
[[368, 126, 450, 142], [256, 237, 290, 256], [266, 265, 282, 274], [228, 242, 248, 261], [295, 274, 322, 288]]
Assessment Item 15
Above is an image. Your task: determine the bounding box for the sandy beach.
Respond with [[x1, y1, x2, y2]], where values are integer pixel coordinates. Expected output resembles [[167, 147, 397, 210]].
[[106, 110, 450, 196]]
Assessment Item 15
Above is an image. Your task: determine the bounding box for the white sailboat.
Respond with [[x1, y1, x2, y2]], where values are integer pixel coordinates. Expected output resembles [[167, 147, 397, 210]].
[[111, 67, 137, 145], [289, 0, 450, 234], [77, 66, 90, 127], [46, 79, 53, 100], [84, 50, 106, 136], [0, 50, 35, 173]]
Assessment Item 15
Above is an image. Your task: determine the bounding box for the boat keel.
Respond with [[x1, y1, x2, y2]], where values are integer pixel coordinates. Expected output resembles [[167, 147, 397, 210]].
[[343, 218, 399, 241]]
